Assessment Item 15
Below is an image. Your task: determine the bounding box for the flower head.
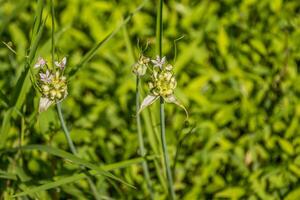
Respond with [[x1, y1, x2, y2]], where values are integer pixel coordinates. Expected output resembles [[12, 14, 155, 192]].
[[139, 55, 188, 118], [34, 56, 68, 112]]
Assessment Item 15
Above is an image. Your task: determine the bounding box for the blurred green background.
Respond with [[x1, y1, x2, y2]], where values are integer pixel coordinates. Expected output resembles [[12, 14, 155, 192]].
[[1, 0, 300, 199]]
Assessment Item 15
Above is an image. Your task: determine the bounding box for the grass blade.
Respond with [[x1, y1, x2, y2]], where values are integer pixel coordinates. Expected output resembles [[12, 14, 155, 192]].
[[16, 145, 135, 188], [12, 155, 157, 197], [0, 90, 9, 107], [0, 170, 17, 180]]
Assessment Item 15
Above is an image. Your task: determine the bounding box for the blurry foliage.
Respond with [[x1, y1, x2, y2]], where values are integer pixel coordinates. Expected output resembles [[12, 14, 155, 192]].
[[1, 0, 300, 199]]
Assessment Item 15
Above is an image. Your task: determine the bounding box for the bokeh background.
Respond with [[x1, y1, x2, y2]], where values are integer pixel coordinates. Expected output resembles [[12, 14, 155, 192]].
[[1, 0, 300, 199]]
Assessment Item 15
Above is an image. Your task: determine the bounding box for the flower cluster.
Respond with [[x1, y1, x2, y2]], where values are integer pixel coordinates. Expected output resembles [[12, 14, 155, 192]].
[[133, 55, 188, 117], [34, 57, 68, 112]]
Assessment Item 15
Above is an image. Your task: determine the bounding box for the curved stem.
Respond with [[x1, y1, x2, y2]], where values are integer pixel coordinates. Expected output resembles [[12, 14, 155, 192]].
[[56, 103, 77, 154], [136, 77, 155, 199]]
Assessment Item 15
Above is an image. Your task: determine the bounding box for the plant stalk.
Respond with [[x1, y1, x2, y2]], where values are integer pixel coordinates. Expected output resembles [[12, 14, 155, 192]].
[[56, 103, 77, 155], [160, 97, 176, 200], [51, 0, 55, 68], [156, 0, 176, 199], [136, 77, 155, 199]]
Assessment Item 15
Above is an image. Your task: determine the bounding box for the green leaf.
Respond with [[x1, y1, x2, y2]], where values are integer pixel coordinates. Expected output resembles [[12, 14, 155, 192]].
[[250, 39, 267, 55], [278, 138, 294, 155], [288, 164, 300, 177], [285, 187, 300, 200], [215, 187, 245, 199], [217, 26, 229, 55]]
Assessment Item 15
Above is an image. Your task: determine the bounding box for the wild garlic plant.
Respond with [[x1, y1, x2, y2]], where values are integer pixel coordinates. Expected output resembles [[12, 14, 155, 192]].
[[134, 53, 188, 200], [138, 55, 188, 117], [34, 56, 68, 112]]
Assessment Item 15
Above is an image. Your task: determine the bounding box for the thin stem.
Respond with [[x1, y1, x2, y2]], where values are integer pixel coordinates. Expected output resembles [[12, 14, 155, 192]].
[[51, 0, 55, 68], [160, 98, 176, 200], [156, 0, 176, 199], [136, 77, 155, 199], [56, 103, 77, 154], [156, 0, 163, 57]]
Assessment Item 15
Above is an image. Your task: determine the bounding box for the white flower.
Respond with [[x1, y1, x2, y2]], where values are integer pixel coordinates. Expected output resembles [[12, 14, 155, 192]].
[[39, 97, 54, 113], [34, 56, 69, 113], [39, 70, 53, 83], [151, 56, 166, 69], [139, 56, 188, 118], [34, 57, 47, 68], [55, 57, 67, 70]]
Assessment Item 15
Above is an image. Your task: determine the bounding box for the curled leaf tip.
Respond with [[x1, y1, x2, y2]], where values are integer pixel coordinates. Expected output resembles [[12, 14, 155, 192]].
[[164, 94, 189, 120]]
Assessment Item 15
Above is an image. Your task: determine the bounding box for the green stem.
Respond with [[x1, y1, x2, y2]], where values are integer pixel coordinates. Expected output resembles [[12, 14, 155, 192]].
[[56, 103, 77, 155], [51, 0, 55, 68], [156, 0, 163, 56], [160, 98, 176, 200], [156, 0, 176, 199], [136, 77, 155, 199]]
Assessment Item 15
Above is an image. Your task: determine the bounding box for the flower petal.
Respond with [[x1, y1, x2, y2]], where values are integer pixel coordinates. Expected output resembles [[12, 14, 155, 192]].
[[164, 94, 189, 119], [54, 61, 60, 67], [55, 57, 67, 70], [34, 57, 46, 68], [39, 97, 54, 113], [61, 57, 67, 66], [166, 64, 173, 71], [138, 95, 159, 114]]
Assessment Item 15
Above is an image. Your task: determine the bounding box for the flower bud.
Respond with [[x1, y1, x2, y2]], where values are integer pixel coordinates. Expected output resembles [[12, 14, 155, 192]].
[[132, 55, 149, 76]]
